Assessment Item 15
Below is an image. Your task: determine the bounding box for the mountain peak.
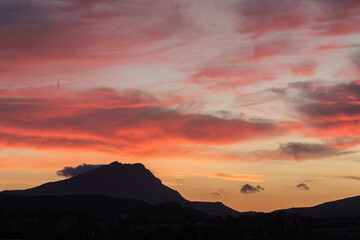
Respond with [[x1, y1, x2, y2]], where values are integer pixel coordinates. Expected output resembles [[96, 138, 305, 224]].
[[4, 162, 181, 205], [109, 161, 120, 165], [88, 162, 158, 184], [2, 162, 240, 216], [108, 161, 145, 169]]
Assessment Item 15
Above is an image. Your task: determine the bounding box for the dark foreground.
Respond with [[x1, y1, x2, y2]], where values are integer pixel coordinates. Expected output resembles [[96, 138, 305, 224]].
[[0, 194, 359, 240]]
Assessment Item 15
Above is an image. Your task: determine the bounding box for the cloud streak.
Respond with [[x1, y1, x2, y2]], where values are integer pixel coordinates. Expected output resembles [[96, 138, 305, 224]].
[[214, 173, 263, 182], [332, 176, 360, 182], [0, 0, 188, 66], [252, 142, 354, 161], [0, 87, 281, 157], [236, 0, 360, 37]]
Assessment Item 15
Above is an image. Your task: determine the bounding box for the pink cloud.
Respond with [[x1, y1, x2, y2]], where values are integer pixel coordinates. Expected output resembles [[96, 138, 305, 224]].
[[290, 62, 318, 76], [253, 39, 299, 59], [317, 44, 360, 50], [235, 0, 360, 37], [0, 87, 282, 155], [0, 0, 189, 72], [188, 66, 277, 90], [279, 80, 360, 139], [236, 0, 309, 38]]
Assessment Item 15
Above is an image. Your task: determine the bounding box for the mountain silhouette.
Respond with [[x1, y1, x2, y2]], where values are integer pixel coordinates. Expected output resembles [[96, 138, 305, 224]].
[[2, 161, 239, 217], [4, 162, 184, 205], [274, 195, 360, 218], [0, 194, 209, 222]]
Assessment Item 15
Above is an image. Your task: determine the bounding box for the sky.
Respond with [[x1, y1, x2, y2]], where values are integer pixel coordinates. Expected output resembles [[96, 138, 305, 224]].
[[1, 0, 360, 212]]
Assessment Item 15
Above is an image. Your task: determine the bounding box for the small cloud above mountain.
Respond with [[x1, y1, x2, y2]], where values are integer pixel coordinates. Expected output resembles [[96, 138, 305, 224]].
[[57, 163, 104, 178], [240, 184, 264, 194], [212, 188, 226, 197], [296, 183, 310, 190]]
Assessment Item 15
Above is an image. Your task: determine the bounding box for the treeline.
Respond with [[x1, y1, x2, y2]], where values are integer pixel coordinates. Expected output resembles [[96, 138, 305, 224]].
[[0, 207, 316, 240], [0, 194, 359, 240]]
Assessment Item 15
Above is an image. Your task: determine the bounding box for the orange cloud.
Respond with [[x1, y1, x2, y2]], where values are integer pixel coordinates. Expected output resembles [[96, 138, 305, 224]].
[[213, 173, 263, 182], [0, 87, 282, 156]]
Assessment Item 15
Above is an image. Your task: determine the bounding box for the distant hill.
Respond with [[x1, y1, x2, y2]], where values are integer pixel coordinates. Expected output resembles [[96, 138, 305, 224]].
[[274, 195, 360, 218], [187, 201, 239, 217], [2, 161, 239, 217], [0, 194, 209, 222]]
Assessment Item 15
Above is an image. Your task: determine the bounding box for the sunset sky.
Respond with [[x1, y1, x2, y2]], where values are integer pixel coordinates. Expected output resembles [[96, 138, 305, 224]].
[[1, 0, 360, 212]]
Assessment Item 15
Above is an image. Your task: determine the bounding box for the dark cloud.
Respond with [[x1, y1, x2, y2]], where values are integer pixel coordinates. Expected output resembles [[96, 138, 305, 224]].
[[278, 142, 350, 161], [57, 163, 104, 178], [292, 80, 360, 119], [240, 184, 264, 194], [277, 80, 360, 139], [296, 183, 310, 190], [253, 142, 354, 161], [287, 81, 360, 111]]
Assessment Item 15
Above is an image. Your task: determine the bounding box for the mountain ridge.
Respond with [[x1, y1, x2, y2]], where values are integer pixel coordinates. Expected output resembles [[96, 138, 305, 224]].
[[3, 162, 185, 205], [2, 161, 239, 217], [273, 194, 360, 218]]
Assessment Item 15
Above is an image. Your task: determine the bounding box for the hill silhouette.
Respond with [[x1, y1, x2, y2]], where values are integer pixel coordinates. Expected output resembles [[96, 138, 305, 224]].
[[0, 194, 209, 222], [274, 195, 360, 218], [2, 161, 239, 217], [3, 162, 184, 205]]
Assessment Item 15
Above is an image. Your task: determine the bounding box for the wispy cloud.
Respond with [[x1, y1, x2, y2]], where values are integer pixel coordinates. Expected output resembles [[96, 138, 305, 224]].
[[0, 87, 281, 157], [214, 173, 263, 182], [252, 142, 354, 161], [277, 80, 360, 139], [330, 176, 360, 182]]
